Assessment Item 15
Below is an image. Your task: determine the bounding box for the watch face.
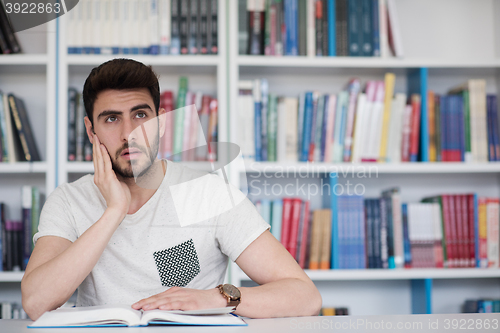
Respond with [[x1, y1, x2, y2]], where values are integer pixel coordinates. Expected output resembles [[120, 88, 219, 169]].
[[223, 284, 241, 298]]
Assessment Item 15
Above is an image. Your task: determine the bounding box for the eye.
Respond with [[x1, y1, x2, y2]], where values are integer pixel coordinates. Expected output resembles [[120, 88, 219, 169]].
[[105, 116, 117, 123], [136, 111, 147, 119]]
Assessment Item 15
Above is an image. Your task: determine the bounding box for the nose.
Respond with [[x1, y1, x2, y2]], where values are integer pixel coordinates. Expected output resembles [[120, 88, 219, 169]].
[[120, 117, 137, 143]]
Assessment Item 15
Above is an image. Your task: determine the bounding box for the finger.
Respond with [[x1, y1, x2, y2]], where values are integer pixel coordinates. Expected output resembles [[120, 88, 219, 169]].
[[100, 144, 112, 174], [94, 135, 104, 178], [145, 298, 191, 311]]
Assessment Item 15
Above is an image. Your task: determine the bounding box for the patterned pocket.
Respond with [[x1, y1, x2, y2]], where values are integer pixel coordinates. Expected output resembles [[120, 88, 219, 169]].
[[153, 239, 201, 287]]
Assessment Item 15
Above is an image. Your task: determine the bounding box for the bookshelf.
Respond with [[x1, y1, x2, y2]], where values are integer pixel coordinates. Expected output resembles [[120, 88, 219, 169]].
[[56, 2, 228, 185], [0, 20, 57, 304], [1, 0, 500, 317], [228, 0, 500, 316]]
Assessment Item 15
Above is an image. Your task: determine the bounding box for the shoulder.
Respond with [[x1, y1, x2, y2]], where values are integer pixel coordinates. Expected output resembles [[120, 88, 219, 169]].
[[47, 174, 101, 206]]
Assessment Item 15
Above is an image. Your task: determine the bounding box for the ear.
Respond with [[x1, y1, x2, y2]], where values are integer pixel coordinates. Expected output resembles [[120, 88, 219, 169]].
[[158, 108, 167, 138], [84, 116, 94, 144]]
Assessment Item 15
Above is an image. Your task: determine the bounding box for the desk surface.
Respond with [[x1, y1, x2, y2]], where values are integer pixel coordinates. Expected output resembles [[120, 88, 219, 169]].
[[2, 313, 500, 333]]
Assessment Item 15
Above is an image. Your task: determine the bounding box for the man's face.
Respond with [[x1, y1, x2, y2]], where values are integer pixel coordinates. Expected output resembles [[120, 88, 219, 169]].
[[85, 88, 164, 179]]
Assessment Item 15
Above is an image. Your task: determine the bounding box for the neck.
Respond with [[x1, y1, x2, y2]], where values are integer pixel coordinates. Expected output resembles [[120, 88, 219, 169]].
[[119, 159, 167, 214]]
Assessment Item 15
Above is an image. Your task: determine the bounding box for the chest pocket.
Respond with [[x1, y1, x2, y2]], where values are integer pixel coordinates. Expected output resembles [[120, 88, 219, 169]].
[[153, 239, 201, 287]]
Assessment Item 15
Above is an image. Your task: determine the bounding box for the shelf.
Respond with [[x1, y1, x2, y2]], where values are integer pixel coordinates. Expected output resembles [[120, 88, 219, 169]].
[[241, 162, 500, 174], [237, 56, 500, 69], [0, 54, 48, 65], [0, 271, 24, 282], [67, 55, 221, 67], [238, 269, 500, 281], [0, 162, 47, 174]]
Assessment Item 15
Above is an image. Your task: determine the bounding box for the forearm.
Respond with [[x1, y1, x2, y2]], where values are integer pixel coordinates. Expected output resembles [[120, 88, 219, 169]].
[[233, 278, 322, 319], [21, 207, 125, 319]]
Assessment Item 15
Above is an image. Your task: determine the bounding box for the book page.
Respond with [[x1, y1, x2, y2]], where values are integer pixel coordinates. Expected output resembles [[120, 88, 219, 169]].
[[30, 304, 143, 327]]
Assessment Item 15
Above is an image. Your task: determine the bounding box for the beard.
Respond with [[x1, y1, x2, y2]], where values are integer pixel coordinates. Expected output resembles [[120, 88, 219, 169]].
[[111, 129, 160, 179]]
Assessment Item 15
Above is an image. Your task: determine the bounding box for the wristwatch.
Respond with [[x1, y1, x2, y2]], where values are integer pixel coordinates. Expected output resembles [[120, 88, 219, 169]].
[[216, 284, 241, 308]]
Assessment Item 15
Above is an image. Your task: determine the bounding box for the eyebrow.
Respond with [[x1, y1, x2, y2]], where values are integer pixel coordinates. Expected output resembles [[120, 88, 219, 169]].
[[97, 104, 154, 120]]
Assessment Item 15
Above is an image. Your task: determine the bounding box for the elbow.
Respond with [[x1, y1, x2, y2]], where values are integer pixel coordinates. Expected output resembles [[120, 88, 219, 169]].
[[21, 276, 50, 321], [308, 284, 323, 316]]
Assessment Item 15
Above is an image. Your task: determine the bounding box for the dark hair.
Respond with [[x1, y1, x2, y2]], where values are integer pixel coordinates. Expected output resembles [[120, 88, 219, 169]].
[[82, 58, 160, 125]]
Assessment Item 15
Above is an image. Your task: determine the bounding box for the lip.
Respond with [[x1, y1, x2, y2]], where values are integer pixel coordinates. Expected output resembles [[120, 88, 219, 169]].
[[121, 148, 143, 160]]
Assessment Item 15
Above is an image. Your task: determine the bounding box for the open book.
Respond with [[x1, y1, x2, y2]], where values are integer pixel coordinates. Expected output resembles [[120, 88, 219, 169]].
[[28, 304, 246, 328]]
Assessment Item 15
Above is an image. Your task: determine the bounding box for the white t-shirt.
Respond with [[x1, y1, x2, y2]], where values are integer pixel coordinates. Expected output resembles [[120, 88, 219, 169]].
[[34, 160, 270, 307]]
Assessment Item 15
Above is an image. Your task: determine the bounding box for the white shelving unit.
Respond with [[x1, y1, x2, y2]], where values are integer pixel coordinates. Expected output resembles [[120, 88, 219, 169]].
[[1, 0, 500, 316], [0, 20, 57, 303], [227, 0, 500, 316]]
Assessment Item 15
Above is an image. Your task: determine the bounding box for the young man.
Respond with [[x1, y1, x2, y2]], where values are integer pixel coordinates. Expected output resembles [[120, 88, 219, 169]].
[[21, 59, 322, 321]]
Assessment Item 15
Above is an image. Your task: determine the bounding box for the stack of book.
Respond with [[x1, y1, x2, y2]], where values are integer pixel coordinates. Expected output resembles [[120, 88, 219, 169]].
[[0, 302, 28, 319], [463, 299, 500, 313], [238, 77, 500, 163], [255, 187, 500, 270], [428, 80, 497, 163], [0, 91, 41, 163], [0, 186, 43, 272], [0, 2, 22, 54], [242, 0, 402, 57], [158, 77, 218, 162], [67, 0, 218, 55]]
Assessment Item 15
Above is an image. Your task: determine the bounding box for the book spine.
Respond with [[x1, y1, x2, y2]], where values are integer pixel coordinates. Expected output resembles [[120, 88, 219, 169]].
[[173, 77, 188, 161], [327, 0, 335, 56], [306, 0, 316, 57], [320, 209, 332, 269], [300, 92, 313, 161], [486, 198, 500, 268], [288, 198, 302, 260], [373, 198, 382, 268], [188, 0, 198, 54], [478, 197, 488, 267], [379, 196, 389, 269], [170, 0, 180, 54], [248, 1, 263, 55], [281, 198, 293, 253], [267, 94, 278, 162], [315, 0, 323, 56], [264, 0, 272, 55], [0, 1, 21, 53], [371, 0, 380, 56], [8, 96, 29, 162], [343, 79, 361, 162], [179, 0, 189, 54], [298, 201, 311, 268], [379, 73, 395, 162], [307, 92, 318, 162], [409, 94, 421, 162], [0, 92, 10, 161], [309, 209, 322, 269], [360, 0, 372, 56], [207, 99, 218, 161], [297, 0, 307, 56], [335, 0, 347, 56], [284, 0, 298, 55], [159, 0, 172, 54], [321, 0, 328, 56], [22, 186, 32, 270], [208, 0, 218, 54], [347, 0, 360, 56], [454, 195, 465, 267], [319, 95, 329, 161], [253, 79, 262, 161]]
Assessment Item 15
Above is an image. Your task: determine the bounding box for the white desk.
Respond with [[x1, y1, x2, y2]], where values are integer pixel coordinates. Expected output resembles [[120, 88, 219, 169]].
[[2, 313, 500, 332]]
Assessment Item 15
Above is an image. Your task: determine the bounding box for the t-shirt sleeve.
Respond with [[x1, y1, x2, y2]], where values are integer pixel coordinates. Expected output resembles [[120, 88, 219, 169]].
[[33, 186, 78, 245], [215, 194, 271, 262]]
